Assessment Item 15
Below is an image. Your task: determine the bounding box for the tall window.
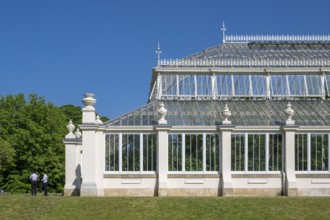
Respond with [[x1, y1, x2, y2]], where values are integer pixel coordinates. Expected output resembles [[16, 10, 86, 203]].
[[105, 134, 119, 171], [231, 134, 245, 171], [269, 134, 282, 171], [231, 133, 283, 172], [105, 133, 157, 172], [168, 134, 182, 171], [248, 134, 266, 171], [168, 133, 220, 172], [295, 133, 329, 172], [185, 134, 203, 171], [143, 134, 157, 171]]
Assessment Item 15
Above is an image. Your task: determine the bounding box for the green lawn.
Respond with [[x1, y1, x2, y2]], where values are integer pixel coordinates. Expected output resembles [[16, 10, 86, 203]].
[[0, 194, 329, 219]]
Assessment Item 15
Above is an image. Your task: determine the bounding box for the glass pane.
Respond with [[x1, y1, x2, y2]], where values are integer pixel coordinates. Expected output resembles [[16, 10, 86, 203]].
[[105, 134, 119, 171], [248, 134, 266, 171], [162, 75, 177, 96], [306, 75, 323, 96], [271, 75, 288, 96], [216, 75, 232, 96], [268, 134, 282, 171], [185, 134, 203, 171], [295, 134, 308, 171], [311, 134, 328, 171], [122, 134, 140, 171], [179, 75, 195, 95], [196, 75, 212, 96], [325, 75, 330, 96], [231, 134, 245, 171], [233, 75, 250, 95], [288, 75, 307, 96], [206, 134, 220, 171], [168, 134, 182, 171], [251, 75, 267, 96], [143, 134, 157, 171]]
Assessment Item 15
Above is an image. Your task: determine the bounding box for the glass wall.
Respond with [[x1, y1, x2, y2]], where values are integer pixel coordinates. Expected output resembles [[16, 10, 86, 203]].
[[105, 133, 157, 172], [157, 73, 324, 100], [295, 133, 329, 172], [231, 133, 283, 172], [168, 133, 220, 172]]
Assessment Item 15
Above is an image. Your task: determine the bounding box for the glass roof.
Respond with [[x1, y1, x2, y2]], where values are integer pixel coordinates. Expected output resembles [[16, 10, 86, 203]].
[[150, 73, 325, 100], [105, 100, 330, 127], [158, 42, 330, 67]]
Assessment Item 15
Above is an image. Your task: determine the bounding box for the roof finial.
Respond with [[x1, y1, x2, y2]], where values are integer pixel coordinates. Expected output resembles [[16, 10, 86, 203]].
[[156, 42, 162, 66], [221, 21, 227, 43]]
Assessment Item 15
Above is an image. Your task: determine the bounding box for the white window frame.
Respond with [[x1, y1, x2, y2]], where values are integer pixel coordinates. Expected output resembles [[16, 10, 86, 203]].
[[295, 132, 330, 174], [231, 132, 283, 174], [168, 132, 221, 174], [104, 132, 157, 174]]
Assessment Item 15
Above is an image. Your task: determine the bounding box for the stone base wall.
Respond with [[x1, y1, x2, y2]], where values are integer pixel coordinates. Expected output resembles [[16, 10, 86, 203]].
[[104, 188, 157, 196], [297, 188, 330, 196], [159, 188, 219, 197], [232, 188, 282, 196]]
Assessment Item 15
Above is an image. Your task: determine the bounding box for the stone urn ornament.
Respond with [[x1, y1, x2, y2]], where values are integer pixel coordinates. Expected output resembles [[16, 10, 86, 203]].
[[158, 102, 168, 125], [222, 104, 232, 125], [285, 102, 295, 125], [65, 120, 76, 138], [82, 93, 96, 108]]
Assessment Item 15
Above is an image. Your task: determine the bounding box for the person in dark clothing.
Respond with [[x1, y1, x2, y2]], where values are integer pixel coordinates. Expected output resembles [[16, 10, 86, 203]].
[[41, 173, 48, 196], [29, 172, 38, 196]]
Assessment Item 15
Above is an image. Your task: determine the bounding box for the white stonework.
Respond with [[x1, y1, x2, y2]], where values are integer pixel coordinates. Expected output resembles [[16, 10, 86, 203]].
[[222, 104, 232, 125], [285, 102, 295, 125], [158, 102, 167, 125]]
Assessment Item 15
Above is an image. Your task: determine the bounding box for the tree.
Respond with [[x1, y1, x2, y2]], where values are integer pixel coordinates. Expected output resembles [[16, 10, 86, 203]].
[[0, 94, 67, 193]]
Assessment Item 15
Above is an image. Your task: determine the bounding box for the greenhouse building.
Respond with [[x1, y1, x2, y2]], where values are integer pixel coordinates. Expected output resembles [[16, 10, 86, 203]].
[[64, 28, 330, 197]]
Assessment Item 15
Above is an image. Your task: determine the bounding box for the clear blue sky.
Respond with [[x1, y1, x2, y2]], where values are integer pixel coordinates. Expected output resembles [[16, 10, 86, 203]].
[[0, 0, 329, 120]]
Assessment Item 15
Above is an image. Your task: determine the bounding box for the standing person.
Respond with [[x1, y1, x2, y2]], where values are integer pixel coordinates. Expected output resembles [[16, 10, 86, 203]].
[[41, 173, 48, 196], [29, 172, 38, 196]]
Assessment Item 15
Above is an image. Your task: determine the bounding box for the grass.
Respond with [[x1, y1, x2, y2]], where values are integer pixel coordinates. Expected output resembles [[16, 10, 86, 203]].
[[0, 194, 330, 219]]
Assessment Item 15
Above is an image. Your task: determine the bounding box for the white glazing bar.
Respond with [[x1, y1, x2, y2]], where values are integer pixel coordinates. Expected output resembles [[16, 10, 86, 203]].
[[266, 133, 269, 172], [307, 133, 311, 172], [157, 73, 162, 99], [286, 75, 291, 96], [266, 73, 271, 99], [176, 75, 179, 96], [231, 75, 235, 96], [212, 73, 216, 99], [119, 133, 122, 172], [321, 72, 326, 99], [303, 75, 308, 96], [182, 133, 185, 172]]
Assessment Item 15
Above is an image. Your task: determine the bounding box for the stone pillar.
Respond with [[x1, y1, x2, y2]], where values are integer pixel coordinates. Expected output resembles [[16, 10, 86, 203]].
[[155, 126, 171, 196], [219, 126, 235, 196], [64, 138, 82, 196], [80, 93, 104, 196], [283, 126, 299, 196], [64, 121, 82, 196]]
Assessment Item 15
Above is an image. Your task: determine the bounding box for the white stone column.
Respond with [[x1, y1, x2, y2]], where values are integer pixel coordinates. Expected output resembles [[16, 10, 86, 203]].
[[80, 93, 103, 196], [64, 138, 82, 196], [219, 126, 235, 196], [283, 126, 299, 196], [155, 126, 171, 196]]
